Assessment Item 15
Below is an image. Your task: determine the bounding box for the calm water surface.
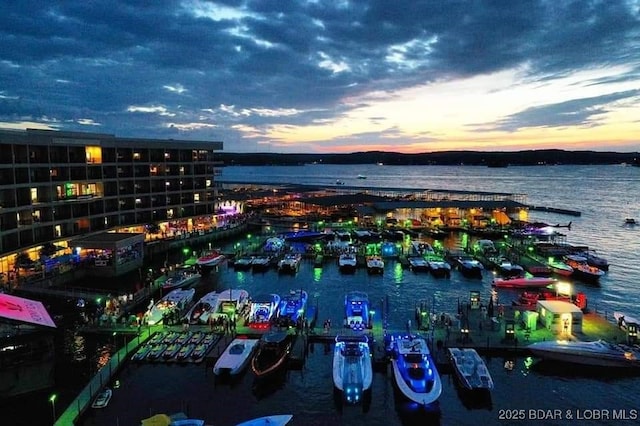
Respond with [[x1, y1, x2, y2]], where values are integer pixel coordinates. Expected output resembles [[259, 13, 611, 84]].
[[5, 165, 640, 426]]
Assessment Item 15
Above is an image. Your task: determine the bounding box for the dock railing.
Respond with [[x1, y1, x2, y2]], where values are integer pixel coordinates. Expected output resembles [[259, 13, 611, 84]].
[[54, 325, 161, 426]]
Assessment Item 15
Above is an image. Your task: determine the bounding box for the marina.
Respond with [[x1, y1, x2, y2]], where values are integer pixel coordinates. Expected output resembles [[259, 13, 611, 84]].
[[3, 164, 640, 426]]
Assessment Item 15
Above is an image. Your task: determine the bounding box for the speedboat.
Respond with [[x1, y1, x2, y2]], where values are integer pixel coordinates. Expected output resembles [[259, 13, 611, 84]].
[[424, 254, 451, 278], [251, 331, 292, 379], [91, 387, 112, 408], [235, 415, 293, 426], [357, 174, 367, 179], [547, 258, 574, 277], [338, 253, 357, 273], [213, 337, 260, 376], [333, 335, 373, 405], [276, 289, 308, 327], [492, 276, 556, 288], [277, 253, 301, 274], [184, 291, 219, 325], [162, 342, 182, 360], [131, 345, 152, 362], [365, 255, 384, 274], [162, 266, 201, 290], [564, 254, 605, 284], [408, 256, 430, 272], [233, 255, 253, 270], [453, 255, 484, 278], [343, 291, 372, 330], [528, 339, 640, 368], [447, 348, 494, 390], [624, 218, 637, 225], [248, 293, 281, 329], [146, 343, 168, 361], [251, 255, 271, 272], [196, 250, 226, 268], [145, 288, 196, 325], [215, 288, 250, 319], [386, 334, 442, 406]]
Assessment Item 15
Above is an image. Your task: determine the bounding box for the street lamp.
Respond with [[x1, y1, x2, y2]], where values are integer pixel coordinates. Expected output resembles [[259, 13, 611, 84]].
[[49, 393, 57, 423]]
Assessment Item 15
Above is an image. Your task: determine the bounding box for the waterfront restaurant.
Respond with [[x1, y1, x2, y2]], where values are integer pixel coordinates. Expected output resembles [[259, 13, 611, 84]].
[[71, 232, 145, 277]]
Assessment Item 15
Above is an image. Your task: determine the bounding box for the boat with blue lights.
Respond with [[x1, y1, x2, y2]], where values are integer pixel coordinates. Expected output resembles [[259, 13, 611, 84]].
[[386, 334, 442, 407], [276, 289, 308, 327], [343, 291, 372, 330], [365, 255, 384, 274], [332, 335, 373, 405]]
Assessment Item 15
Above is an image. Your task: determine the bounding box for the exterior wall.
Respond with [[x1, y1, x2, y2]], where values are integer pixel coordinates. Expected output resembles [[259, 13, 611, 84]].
[[0, 129, 222, 262], [537, 301, 583, 334]]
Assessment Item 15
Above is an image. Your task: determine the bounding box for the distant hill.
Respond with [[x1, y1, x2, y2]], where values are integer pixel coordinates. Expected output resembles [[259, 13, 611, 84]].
[[216, 150, 640, 166]]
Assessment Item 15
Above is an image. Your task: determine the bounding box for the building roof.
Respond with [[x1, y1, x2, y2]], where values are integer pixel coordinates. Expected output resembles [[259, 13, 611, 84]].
[[71, 232, 145, 249], [536, 300, 584, 313]]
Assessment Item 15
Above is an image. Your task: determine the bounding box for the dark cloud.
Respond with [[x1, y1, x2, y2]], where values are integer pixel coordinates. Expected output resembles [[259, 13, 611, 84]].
[[0, 0, 638, 151], [488, 90, 640, 132]]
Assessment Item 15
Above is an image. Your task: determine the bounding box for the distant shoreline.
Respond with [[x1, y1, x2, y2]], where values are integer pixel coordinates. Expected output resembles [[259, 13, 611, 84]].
[[217, 150, 640, 167]]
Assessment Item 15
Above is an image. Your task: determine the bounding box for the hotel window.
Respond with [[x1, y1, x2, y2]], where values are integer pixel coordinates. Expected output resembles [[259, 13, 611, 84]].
[[55, 225, 61, 237], [194, 194, 200, 203], [164, 152, 170, 160], [133, 152, 141, 160], [30, 188, 38, 203], [205, 179, 211, 188], [179, 166, 185, 175], [135, 198, 142, 205]]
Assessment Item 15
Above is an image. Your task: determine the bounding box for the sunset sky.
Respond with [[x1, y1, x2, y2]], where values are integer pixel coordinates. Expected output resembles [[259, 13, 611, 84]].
[[1, 1, 639, 153]]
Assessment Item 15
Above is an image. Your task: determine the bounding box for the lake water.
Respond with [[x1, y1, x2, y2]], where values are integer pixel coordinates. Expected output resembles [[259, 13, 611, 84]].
[[5, 164, 640, 426]]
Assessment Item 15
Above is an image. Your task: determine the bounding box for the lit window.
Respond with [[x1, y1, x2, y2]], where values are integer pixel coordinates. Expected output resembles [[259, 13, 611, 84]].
[[133, 152, 141, 160]]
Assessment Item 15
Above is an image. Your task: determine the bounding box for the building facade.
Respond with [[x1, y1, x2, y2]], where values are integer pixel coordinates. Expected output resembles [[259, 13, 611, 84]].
[[0, 129, 223, 271]]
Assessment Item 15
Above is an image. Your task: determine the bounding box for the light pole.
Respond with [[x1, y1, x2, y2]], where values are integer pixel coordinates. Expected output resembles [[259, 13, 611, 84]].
[[49, 393, 57, 423]]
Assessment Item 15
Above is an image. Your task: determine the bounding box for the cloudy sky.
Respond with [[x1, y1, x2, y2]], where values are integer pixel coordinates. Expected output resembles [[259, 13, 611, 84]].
[[1, 1, 639, 153]]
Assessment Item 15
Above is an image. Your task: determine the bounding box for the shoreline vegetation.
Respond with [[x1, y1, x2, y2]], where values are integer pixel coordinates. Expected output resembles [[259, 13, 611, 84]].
[[217, 149, 640, 166]]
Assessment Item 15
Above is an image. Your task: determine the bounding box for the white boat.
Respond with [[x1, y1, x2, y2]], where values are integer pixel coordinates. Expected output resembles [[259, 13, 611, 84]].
[[248, 293, 281, 329], [387, 334, 442, 406], [233, 255, 253, 270], [216, 288, 250, 319], [251, 255, 271, 272], [614, 312, 640, 330], [333, 335, 373, 404], [547, 258, 574, 277], [447, 348, 494, 390], [145, 288, 195, 325], [528, 339, 640, 368], [184, 291, 219, 324], [338, 253, 357, 273], [196, 250, 226, 267], [277, 253, 301, 273], [235, 414, 293, 426], [213, 337, 260, 376], [91, 387, 112, 408], [365, 255, 384, 274], [162, 266, 201, 290], [357, 174, 367, 179]]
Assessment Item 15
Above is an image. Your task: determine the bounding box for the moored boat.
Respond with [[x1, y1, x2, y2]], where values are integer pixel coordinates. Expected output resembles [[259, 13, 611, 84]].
[[196, 250, 226, 268], [365, 255, 384, 274], [162, 266, 201, 290], [278, 253, 301, 274], [233, 255, 253, 270], [248, 293, 281, 329], [184, 291, 219, 325], [251, 331, 293, 379], [528, 339, 640, 368], [453, 255, 484, 278], [333, 335, 373, 405], [251, 255, 271, 272], [447, 348, 494, 390], [493, 276, 556, 288], [564, 254, 605, 284], [613, 312, 640, 330], [338, 253, 357, 273], [343, 291, 372, 330], [175, 343, 196, 361], [386, 334, 442, 406], [145, 288, 196, 326], [91, 387, 112, 409], [276, 289, 308, 327], [213, 337, 260, 376], [235, 414, 293, 426], [408, 256, 430, 272]]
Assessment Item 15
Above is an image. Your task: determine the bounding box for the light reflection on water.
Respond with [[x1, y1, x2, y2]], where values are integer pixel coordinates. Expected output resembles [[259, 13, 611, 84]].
[[5, 164, 640, 426]]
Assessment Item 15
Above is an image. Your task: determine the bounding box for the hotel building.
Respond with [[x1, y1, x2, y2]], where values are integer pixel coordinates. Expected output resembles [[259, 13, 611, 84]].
[[0, 129, 223, 276]]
